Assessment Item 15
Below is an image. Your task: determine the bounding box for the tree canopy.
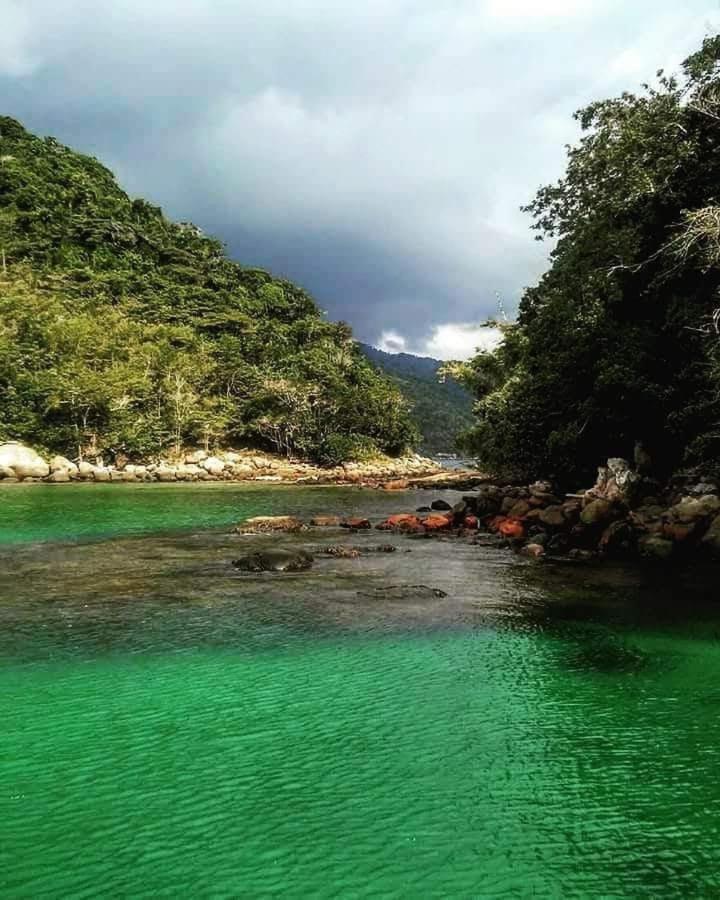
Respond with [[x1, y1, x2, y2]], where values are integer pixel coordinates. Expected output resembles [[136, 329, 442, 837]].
[[454, 35, 720, 486], [0, 117, 418, 463]]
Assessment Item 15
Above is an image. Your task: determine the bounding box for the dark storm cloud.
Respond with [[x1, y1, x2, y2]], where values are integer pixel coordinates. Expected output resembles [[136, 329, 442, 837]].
[[1, 0, 718, 355]]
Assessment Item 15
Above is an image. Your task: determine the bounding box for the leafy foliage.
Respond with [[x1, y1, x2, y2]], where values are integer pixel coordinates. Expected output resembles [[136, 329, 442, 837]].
[[456, 36, 720, 486], [0, 118, 418, 461]]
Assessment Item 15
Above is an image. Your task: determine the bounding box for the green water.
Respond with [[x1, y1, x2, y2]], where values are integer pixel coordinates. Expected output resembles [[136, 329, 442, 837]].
[[2, 485, 720, 897]]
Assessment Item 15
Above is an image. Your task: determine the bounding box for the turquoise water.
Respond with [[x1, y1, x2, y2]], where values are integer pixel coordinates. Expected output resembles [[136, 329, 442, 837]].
[[2, 485, 720, 897]]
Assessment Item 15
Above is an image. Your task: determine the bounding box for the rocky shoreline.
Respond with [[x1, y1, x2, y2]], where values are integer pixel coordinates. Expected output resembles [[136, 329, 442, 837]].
[[229, 456, 720, 565], [0, 441, 485, 489]]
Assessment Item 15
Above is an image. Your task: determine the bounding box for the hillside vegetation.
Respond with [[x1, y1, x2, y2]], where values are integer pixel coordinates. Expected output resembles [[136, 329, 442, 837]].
[[360, 344, 474, 454], [452, 36, 720, 487], [0, 117, 418, 464]]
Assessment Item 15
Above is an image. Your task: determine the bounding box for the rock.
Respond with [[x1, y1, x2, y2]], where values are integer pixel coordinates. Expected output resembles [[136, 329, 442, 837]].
[[341, 517, 371, 530], [430, 499, 452, 511], [599, 520, 636, 558], [689, 482, 718, 496], [580, 499, 617, 527], [423, 514, 453, 531], [463, 515, 480, 530], [320, 546, 362, 558], [49, 455, 78, 475], [358, 584, 448, 601], [124, 464, 147, 476], [184, 450, 208, 464], [377, 514, 423, 531], [381, 479, 409, 491], [235, 516, 305, 533], [530, 480, 554, 497], [45, 470, 71, 483], [201, 456, 225, 476], [498, 518, 525, 539], [520, 543, 545, 558], [92, 467, 112, 482], [416, 506, 432, 513], [155, 466, 177, 482], [669, 495, 720, 523], [638, 535, 674, 560], [508, 499, 531, 518], [568, 549, 595, 561], [77, 461, 95, 479], [310, 515, 342, 527], [232, 550, 314, 572], [0, 442, 50, 479], [539, 505, 566, 528]]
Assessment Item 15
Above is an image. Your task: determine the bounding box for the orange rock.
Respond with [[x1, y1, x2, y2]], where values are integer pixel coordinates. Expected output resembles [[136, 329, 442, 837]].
[[464, 515, 480, 530], [487, 515, 507, 533], [499, 518, 525, 539], [423, 514, 453, 531], [377, 514, 423, 531]]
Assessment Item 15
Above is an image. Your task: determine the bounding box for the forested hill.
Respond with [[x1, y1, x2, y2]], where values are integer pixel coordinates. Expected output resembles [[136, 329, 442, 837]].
[[360, 344, 474, 454], [0, 117, 418, 464], [451, 35, 720, 487]]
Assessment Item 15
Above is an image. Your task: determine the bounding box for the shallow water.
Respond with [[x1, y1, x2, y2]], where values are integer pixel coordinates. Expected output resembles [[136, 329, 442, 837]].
[[2, 484, 720, 897]]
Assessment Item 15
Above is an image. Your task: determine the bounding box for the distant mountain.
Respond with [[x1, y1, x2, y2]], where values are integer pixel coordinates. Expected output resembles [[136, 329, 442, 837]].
[[360, 344, 475, 454]]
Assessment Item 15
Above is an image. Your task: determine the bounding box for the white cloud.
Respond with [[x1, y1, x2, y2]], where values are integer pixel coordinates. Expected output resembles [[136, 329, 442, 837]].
[[376, 323, 503, 361]]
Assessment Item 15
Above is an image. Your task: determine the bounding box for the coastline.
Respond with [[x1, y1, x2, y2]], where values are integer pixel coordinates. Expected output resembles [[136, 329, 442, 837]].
[[0, 442, 488, 491]]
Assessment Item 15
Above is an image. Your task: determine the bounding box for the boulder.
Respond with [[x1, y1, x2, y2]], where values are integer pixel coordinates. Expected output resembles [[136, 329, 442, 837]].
[[638, 535, 674, 560], [184, 450, 208, 464], [49, 455, 78, 475], [358, 584, 448, 601], [235, 516, 305, 533], [201, 456, 225, 476], [599, 520, 636, 558], [381, 479, 409, 491], [430, 499, 452, 511], [580, 499, 616, 527], [155, 466, 177, 482], [530, 480, 554, 497], [539, 505, 566, 528], [232, 550, 314, 573], [310, 515, 342, 527], [498, 518, 525, 539], [423, 514, 453, 531], [0, 442, 49, 479], [377, 514, 423, 531], [508, 499, 531, 518], [669, 495, 720, 524], [520, 543, 545, 558], [463, 515, 480, 530], [92, 467, 111, 482], [45, 470, 71, 483], [341, 517, 371, 530], [77, 461, 95, 479]]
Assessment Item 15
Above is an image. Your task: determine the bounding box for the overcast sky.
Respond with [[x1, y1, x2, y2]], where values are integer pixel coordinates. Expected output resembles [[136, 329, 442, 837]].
[[2, 0, 719, 358]]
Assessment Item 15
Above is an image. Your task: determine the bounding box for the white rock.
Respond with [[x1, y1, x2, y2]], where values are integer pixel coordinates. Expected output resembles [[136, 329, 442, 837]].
[[184, 450, 208, 464], [0, 442, 49, 479], [92, 467, 111, 482], [201, 456, 225, 475], [50, 455, 78, 475]]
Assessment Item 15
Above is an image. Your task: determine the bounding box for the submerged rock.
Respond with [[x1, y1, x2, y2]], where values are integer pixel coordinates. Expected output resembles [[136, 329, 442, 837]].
[[340, 517, 371, 530], [358, 584, 448, 601], [310, 515, 342, 527], [430, 499, 452, 511], [232, 550, 314, 572], [235, 516, 306, 533]]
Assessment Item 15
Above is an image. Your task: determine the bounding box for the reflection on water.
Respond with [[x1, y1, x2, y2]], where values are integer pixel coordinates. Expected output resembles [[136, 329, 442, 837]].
[[2, 485, 720, 896]]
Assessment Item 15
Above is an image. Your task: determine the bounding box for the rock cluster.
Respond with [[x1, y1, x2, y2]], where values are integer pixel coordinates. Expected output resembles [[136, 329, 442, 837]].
[[0, 442, 442, 486]]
